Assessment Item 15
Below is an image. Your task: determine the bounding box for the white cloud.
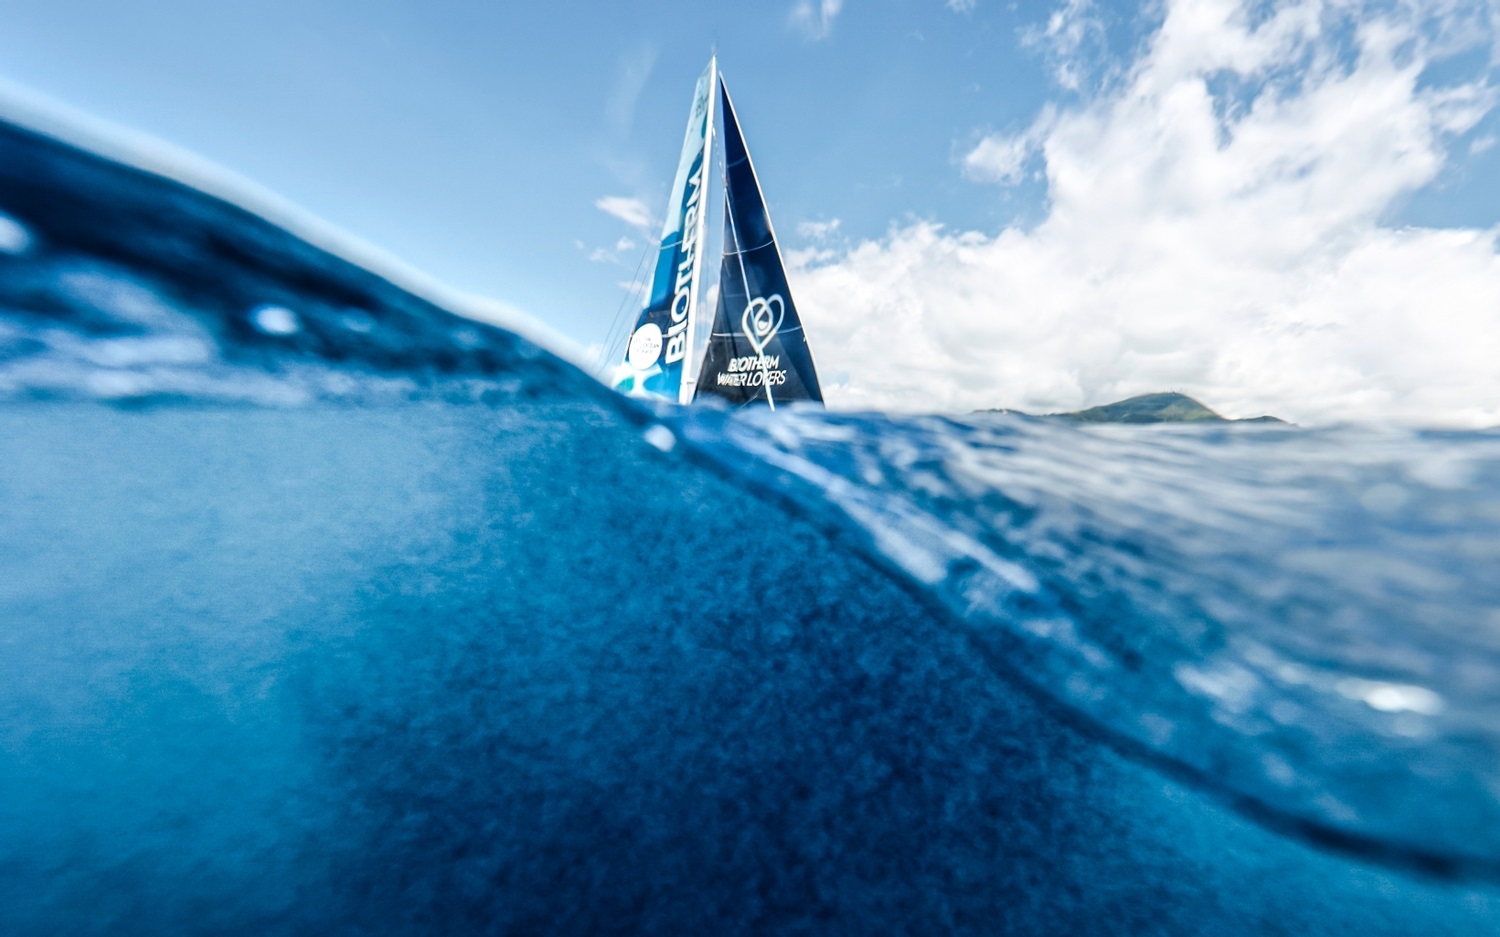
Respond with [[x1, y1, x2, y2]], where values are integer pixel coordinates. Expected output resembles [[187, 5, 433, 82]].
[[793, 0, 1500, 426], [948, 0, 978, 11], [595, 195, 654, 231], [1022, 0, 1108, 92], [963, 134, 1031, 183], [963, 110, 1057, 183], [798, 218, 843, 239], [585, 237, 642, 265], [791, 0, 845, 40]]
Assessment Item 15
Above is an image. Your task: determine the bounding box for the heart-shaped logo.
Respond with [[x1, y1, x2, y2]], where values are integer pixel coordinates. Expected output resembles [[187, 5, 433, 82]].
[[740, 294, 785, 356]]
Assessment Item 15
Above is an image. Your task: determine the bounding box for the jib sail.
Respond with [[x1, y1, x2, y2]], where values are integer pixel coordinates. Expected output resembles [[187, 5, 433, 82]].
[[694, 76, 823, 409], [614, 59, 717, 404]]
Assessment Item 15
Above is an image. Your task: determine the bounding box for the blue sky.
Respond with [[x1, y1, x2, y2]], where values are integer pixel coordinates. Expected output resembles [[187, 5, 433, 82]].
[[2, 0, 1500, 423], [0, 0, 1070, 335]]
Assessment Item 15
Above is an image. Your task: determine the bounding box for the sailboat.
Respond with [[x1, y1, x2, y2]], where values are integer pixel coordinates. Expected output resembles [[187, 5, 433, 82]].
[[612, 58, 823, 409]]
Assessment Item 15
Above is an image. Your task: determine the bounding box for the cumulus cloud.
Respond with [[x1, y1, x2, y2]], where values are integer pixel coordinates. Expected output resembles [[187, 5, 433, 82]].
[[791, 0, 845, 40], [948, 0, 978, 11], [595, 195, 654, 231], [793, 0, 1500, 426]]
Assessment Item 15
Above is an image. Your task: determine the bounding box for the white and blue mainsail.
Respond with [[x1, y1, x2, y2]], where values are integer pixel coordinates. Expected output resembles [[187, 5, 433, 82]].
[[614, 59, 822, 409], [692, 77, 823, 408], [614, 59, 717, 404]]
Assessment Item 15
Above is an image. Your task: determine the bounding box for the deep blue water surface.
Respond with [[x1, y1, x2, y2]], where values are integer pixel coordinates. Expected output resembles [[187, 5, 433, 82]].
[[3, 118, 1500, 934]]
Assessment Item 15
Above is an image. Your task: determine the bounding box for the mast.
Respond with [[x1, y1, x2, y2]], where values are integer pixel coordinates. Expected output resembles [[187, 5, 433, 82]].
[[693, 74, 824, 408], [678, 56, 717, 404], [612, 59, 717, 403]]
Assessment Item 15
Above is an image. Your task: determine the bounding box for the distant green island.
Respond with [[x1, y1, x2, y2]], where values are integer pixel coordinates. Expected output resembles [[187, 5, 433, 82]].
[[979, 392, 1285, 425]]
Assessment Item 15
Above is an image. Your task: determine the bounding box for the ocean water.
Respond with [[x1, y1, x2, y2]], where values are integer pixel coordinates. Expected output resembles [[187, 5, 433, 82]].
[[2, 117, 1499, 935]]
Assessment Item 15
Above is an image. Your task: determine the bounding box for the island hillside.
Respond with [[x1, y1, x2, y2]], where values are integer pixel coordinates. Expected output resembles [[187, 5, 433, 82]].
[[978, 392, 1285, 424]]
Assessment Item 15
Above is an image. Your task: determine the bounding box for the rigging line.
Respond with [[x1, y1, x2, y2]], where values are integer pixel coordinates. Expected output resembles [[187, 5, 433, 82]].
[[722, 168, 775, 411], [609, 243, 652, 364], [720, 239, 775, 256], [598, 282, 632, 372], [612, 240, 654, 355], [596, 240, 655, 373]]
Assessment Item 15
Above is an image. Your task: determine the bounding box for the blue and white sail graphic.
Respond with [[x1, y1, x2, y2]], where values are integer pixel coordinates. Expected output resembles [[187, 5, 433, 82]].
[[614, 59, 717, 404], [694, 77, 823, 409]]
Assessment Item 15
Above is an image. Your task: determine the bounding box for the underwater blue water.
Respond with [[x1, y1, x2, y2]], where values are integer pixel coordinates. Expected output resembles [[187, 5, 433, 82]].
[[2, 117, 1500, 934]]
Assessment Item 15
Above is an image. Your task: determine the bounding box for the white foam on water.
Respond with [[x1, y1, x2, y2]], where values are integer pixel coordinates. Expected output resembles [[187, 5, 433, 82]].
[[251, 305, 301, 336], [0, 210, 30, 254], [643, 424, 676, 453]]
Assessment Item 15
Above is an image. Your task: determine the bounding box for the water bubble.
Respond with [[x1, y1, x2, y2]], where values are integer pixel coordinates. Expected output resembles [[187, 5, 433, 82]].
[[84, 336, 211, 367], [643, 424, 676, 453], [1336, 678, 1444, 715], [338, 310, 375, 333], [0, 211, 32, 255], [1359, 482, 1408, 515], [1260, 753, 1297, 786], [85, 370, 146, 398], [1407, 453, 1475, 490], [251, 305, 301, 336]]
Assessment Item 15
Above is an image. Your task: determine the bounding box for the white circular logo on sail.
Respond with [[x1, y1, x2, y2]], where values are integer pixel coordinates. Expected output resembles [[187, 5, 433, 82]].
[[627, 323, 664, 370], [740, 295, 784, 356]]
